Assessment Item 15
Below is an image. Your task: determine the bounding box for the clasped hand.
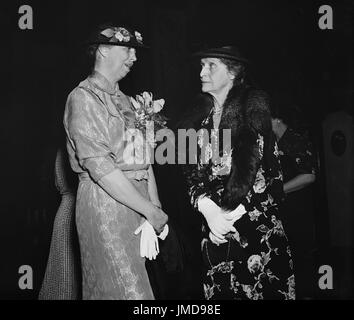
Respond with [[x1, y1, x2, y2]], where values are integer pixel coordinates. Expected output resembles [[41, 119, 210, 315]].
[[148, 207, 168, 235], [134, 220, 169, 260], [198, 197, 246, 245]]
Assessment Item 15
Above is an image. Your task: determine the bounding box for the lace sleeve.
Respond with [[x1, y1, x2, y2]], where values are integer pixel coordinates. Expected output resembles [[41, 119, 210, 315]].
[[181, 163, 208, 210]]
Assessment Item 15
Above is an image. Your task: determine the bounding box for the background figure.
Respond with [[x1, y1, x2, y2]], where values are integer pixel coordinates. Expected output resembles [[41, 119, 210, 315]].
[[38, 148, 81, 300], [270, 92, 317, 299], [181, 46, 295, 300]]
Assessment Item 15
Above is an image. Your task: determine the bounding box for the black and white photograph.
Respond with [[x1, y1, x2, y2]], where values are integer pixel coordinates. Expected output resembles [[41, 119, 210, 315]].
[[1, 0, 353, 305]]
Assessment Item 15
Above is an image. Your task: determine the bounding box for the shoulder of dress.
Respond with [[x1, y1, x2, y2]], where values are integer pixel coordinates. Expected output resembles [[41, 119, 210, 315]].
[[78, 79, 103, 98], [67, 86, 93, 104], [65, 84, 107, 117], [68, 77, 109, 101]]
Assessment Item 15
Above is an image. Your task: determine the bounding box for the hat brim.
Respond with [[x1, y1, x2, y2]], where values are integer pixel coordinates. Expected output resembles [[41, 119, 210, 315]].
[[193, 50, 249, 64], [85, 41, 149, 49]]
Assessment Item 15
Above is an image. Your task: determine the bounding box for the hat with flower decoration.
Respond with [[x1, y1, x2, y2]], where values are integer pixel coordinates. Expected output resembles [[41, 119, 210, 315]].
[[86, 24, 148, 48]]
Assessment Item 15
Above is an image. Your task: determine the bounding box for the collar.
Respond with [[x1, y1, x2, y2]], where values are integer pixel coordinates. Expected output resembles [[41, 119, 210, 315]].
[[88, 70, 121, 96]]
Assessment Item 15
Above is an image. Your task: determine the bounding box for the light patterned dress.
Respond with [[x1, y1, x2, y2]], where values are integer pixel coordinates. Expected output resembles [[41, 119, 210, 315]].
[[63, 71, 154, 300]]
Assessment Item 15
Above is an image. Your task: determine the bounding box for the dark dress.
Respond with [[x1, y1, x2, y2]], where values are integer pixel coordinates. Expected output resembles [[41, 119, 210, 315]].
[[182, 87, 295, 300], [277, 127, 317, 299]]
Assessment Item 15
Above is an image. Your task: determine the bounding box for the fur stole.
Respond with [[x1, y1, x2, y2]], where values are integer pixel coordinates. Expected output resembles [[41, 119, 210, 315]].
[[180, 85, 274, 211]]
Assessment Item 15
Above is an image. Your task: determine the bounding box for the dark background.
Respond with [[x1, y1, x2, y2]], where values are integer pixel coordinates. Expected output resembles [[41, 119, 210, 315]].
[[0, 0, 352, 299]]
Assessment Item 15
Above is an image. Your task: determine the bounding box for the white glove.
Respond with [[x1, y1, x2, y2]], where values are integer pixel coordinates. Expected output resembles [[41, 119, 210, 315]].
[[158, 224, 169, 240], [209, 231, 228, 246], [134, 222, 169, 260], [134, 221, 159, 260], [209, 204, 246, 245], [198, 197, 236, 240], [224, 203, 247, 223]]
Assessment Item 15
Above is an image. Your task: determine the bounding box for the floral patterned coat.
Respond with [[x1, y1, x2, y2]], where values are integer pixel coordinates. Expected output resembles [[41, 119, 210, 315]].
[[182, 85, 295, 300]]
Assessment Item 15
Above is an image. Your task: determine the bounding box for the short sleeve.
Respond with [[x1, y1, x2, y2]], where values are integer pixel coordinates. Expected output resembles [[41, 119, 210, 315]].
[[65, 88, 116, 182]]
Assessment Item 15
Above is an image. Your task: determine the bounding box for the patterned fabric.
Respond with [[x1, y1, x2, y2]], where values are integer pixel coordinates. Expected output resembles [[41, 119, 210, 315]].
[[277, 128, 317, 182], [38, 148, 81, 300], [183, 91, 295, 300], [63, 71, 154, 300]]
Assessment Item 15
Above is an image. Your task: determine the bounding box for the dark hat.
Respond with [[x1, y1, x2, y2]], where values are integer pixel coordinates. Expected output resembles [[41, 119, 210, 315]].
[[193, 46, 249, 64], [86, 25, 148, 48]]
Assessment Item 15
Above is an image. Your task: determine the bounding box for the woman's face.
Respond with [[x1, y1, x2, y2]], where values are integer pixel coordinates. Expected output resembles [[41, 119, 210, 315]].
[[200, 58, 234, 95], [271, 118, 279, 133], [271, 117, 286, 138], [106, 46, 137, 80]]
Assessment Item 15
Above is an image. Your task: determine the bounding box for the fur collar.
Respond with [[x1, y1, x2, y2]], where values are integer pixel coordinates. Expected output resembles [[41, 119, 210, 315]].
[[180, 85, 274, 211], [179, 84, 270, 138]]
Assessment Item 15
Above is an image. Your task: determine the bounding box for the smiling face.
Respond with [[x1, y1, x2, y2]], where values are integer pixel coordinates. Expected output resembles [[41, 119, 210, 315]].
[[200, 58, 235, 95], [104, 45, 137, 80]]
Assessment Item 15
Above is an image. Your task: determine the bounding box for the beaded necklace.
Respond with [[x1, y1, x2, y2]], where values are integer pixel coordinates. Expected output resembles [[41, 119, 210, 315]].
[[212, 105, 223, 129]]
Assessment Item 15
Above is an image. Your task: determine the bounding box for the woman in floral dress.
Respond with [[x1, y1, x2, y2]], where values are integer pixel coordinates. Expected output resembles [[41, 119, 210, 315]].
[[181, 46, 295, 300]]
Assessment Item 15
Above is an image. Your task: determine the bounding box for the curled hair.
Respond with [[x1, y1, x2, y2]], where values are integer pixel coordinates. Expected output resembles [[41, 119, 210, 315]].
[[86, 44, 99, 72], [85, 44, 111, 72], [219, 58, 246, 86], [87, 44, 99, 58]]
